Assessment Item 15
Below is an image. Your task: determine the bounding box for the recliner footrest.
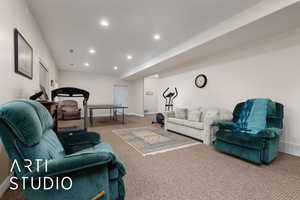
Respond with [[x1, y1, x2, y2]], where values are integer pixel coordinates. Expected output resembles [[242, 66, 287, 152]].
[[216, 130, 265, 150]]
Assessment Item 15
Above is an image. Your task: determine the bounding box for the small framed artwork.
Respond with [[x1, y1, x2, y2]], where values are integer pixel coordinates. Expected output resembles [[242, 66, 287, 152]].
[[14, 28, 33, 79]]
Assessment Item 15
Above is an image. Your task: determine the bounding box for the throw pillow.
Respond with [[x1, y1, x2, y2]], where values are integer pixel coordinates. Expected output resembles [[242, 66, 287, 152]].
[[188, 109, 202, 122], [175, 108, 188, 120], [199, 108, 219, 122]]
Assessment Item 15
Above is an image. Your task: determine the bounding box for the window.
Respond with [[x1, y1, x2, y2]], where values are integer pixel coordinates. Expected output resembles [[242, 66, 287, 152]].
[[39, 62, 49, 93]]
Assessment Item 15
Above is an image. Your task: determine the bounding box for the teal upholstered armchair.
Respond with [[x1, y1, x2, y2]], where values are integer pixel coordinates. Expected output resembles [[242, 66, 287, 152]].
[[0, 100, 126, 200], [213, 99, 284, 164]]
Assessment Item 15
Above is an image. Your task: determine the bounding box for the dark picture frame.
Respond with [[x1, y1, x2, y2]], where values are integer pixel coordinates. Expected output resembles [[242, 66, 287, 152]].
[[14, 28, 33, 79]]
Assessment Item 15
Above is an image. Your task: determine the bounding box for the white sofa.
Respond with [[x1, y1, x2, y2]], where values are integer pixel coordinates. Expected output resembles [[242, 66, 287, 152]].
[[163, 108, 232, 145]]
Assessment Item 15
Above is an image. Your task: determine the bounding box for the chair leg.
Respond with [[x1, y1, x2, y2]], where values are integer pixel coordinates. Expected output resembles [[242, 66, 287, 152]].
[[91, 191, 105, 200]]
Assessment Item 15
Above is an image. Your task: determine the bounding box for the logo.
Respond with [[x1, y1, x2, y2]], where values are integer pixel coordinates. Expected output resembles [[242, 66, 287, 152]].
[[10, 159, 72, 191]]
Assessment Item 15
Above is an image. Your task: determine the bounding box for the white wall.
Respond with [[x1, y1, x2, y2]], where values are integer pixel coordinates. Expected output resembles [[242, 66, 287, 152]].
[[58, 71, 131, 116], [158, 28, 300, 156], [144, 76, 159, 113], [128, 78, 144, 116], [0, 0, 58, 190], [0, 0, 58, 104]]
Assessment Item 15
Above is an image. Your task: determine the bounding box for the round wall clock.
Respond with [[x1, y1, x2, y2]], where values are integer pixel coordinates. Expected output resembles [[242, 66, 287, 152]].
[[195, 74, 207, 88]]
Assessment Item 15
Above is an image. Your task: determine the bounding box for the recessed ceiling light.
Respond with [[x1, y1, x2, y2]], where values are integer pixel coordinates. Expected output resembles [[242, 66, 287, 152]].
[[153, 34, 161, 40], [100, 19, 109, 27], [89, 49, 96, 54], [127, 55, 133, 60], [84, 62, 90, 67], [114, 66, 118, 70]]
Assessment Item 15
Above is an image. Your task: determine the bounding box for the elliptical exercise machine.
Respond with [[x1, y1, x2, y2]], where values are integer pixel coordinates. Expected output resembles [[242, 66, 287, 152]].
[[162, 87, 178, 111], [153, 87, 178, 127]]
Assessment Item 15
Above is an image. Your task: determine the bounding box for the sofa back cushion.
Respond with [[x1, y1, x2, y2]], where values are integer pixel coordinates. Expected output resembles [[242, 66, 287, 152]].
[[175, 108, 187, 120], [187, 109, 202, 122], [199, 108, 219, 122]]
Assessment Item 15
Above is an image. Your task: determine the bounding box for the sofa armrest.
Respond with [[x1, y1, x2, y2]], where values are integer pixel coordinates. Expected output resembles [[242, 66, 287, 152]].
[[203, 111, 233, 145], [163, 111, 175, 120], [203, 110, 233, 126], [25, 152, 112, 178], [256, 128, 282, 138]]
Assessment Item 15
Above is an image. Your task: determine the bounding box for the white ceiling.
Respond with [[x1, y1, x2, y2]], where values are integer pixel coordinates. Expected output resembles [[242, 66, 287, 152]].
[[26, 0, 262, 76]]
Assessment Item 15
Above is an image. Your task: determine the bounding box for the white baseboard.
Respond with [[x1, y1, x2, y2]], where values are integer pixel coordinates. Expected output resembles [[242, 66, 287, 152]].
[[127, 113, 144, 117], [0, 174, 11, 198], [279, 142, 300, 157], [144, 112, 158, 115]]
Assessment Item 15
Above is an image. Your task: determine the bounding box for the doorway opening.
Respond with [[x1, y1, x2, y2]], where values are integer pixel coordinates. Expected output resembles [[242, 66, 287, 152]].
[[143, 74, 159, 115]]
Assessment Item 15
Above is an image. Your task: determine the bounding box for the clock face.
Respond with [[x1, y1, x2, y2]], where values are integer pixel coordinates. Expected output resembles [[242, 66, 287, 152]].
[[195, 74, 207, 88]]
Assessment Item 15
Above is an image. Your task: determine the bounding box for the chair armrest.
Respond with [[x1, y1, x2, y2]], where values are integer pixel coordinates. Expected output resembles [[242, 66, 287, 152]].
[[163, 111, 175, 119], [25, 152, 112, 178], [214, 122, 236, 129], [256, 128, 282, 138], [59, 132, 101, 154]]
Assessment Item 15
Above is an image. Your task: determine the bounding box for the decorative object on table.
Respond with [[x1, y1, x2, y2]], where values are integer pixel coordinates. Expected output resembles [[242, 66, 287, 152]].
[[164, 107, 232, 145], [40, 85, 49, 100], [145, 91, 154, 95], [112, 126, 200, 156], [29, 86, 49, 101], [213, 98, 284, 164], [14, 28, 33, 79], [195, 74, 207, 88]]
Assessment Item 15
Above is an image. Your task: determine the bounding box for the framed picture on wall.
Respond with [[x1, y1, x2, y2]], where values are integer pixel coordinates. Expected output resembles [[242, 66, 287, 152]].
[[14, 28, 33, 79]]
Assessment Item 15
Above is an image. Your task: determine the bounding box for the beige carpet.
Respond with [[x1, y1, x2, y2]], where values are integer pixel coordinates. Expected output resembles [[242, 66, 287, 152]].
[[2, 116, 300, 200]]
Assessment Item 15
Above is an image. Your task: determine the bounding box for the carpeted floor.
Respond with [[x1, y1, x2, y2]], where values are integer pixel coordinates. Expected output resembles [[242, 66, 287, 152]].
[[2, 115, 300, 200]]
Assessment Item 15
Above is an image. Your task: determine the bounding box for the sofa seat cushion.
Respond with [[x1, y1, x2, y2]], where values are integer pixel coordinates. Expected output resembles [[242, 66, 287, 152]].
[[184, 121, 204, 130], [167, 118, 186, 126], [168, 118, 204, 130], [216, 130, 265, 150]]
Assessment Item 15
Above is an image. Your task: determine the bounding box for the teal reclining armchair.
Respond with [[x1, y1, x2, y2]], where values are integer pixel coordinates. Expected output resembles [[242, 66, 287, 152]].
[[0, 100, 126, 200], [213, 99, 284, 164]]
